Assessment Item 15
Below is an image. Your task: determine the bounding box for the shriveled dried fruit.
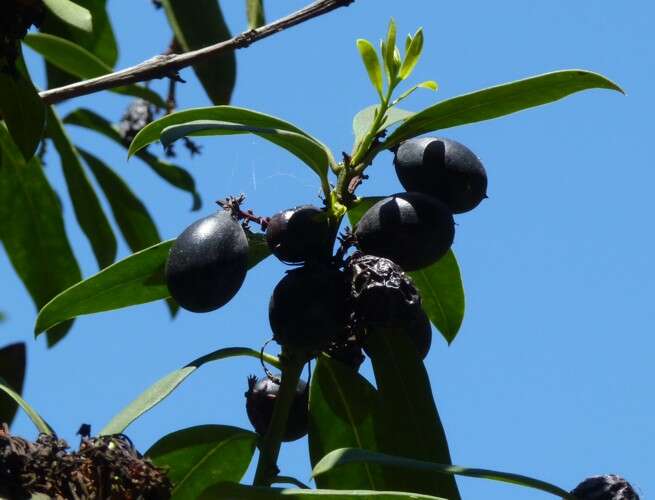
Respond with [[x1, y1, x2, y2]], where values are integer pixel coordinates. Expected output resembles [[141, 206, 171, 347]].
[[269, 264, 348, 351], [165, 209, 248, 313], [394, 137, 488, 214], [571, 475, 639, 500], [354, 192, 454, 272], [245, 375, 308, 442], [266, 205, 331, 264]]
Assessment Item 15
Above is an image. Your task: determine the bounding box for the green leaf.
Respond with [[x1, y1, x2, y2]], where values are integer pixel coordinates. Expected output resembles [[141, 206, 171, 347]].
[[34, 231, 271, 334], [42, 0, 92, 32], [313, 449, 576, 500], [201, 483, 448, 499], [381, 70, 624, 151], [356, 39, 383, 97], [47, 108, 117, 269], [399, 28, 423, 80], [0, 375, 53, 435], [352, 106, 414, 148], [102, 347, 280, 435], [0, 63, 46, 161], [128, 106, 331, 165], [147, 425, 257, 499], [0, 343, 26, 426], [63, 108, 201, 210], [409, 251, 464, 344], [0, 124, 81, 347], [382, 19, 397, 83], [23, 33, 165, 107], [161, 120, 331, 179], [391, 81, 437, 107], [79, 148, 160, 252], [364, 328, 460, 499], [246, 0, 266, 29], [163, 0, 235, 105], [309, 355, 387, 490]]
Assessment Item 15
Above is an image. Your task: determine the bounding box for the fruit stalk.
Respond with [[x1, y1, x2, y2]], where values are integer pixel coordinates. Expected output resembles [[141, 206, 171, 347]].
[[252, 350, 306, 486]]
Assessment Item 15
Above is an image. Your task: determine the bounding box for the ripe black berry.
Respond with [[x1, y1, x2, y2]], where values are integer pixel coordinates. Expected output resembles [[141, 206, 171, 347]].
[[165, 210, 248, 312], [354, 192, 454, 272], [394, 137, 488, 214], [269, 265, 348, 351], [245, 375, 308, 442], [571, 475, 639, 500], [265, 205, 330, 264], [325, 338, 366, 370]]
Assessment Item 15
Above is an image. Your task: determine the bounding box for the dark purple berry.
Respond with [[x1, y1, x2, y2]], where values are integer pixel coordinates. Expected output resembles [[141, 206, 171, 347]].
[[394, 137, 488, 214], [325, 338, 366, 370], [245, 375, 308, 442], [165, 210, 248, 312], [265, 205, 330, 264], [269, 265, 348, 351], [571, 475, 639, 500], [354, 192, 454, 272]]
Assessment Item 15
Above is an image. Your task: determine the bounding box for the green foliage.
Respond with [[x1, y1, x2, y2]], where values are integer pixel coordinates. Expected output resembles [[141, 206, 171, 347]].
[[247, 0, 266, 29], [0, 375, 53, 435], [0, 343, 25, 426], [201, 483, 448, 499], [42, 0, 93, 33], [147, 425, 258, 499]]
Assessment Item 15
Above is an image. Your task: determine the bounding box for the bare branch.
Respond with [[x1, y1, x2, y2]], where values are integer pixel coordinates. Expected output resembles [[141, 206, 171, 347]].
[[39, 0, 355, 105]]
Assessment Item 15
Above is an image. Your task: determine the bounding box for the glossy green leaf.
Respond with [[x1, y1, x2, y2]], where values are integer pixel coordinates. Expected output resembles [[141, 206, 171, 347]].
[[382, 19, 397, 82], [163, 0, 235, 104], [35, 230, 271, 334], [23, 33, 165, 107], [63, 108, 201, 210], [79, 148, 160, 252], [0, 343, 26, 426], [365, 328, 460, 499], [42, 0, 92, 32], [309, 355, 387, 490], [0, 376, 52, 435], [399, 28, 423, 80], [381, 70, 624, 151], [128, 106, 331, 165], [41, 0, 118, 88], [47, 108, 117, 269], [201, 483, 447, 499], [391, 81, 437, 107], [313, 448, 576, 500], [409, 251, 464, 344], [161, 120, 331, 179], [102, 348, 280, 435], [0, 125, 81, 347], [247, 0, 266, 29], [352, 106, 414, 148], [356, 39, 383, 97], [147, 425, 257, 499], [0, 63, 46, 161]]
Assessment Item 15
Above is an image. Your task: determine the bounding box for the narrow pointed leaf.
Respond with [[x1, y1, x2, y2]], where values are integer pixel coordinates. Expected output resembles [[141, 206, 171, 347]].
[[201, 483, 447, 499], [163, 0, 235, 104], [313, 449, 576, 500], [0, 68, 46, 161], [0, 376, 53, 435], [42, 0, 92, 32], [161, 120, 330, 178], [399, 28, 423, 80], [34, 231, 271, 334], [147, 425, 257, 498], [356, 39, 383, 97], [392, 81, 437, 107], [309, 355, 388, 490], [47, 108, 117, 269], [0, 343, 26, 426], [246, 0, 266, 29], [383, 19, 397, 81], [79, 148, 160, 252], [365, 328, 460, 499], [0, 125, 81, 346], [409, 251, 464, 344], [102, 348, 280, 435], [352, 106, 414, 148], [23, 33, 165, 107], [381, 70, 624, 151], [63, 108, 201, 210]]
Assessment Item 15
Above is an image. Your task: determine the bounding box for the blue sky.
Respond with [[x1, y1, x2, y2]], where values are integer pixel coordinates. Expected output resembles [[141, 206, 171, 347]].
[[2, 1, 653, 498]]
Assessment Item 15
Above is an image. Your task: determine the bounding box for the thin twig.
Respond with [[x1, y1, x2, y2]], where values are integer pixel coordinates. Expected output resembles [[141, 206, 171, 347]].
[[39, 0, 355, 105]]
